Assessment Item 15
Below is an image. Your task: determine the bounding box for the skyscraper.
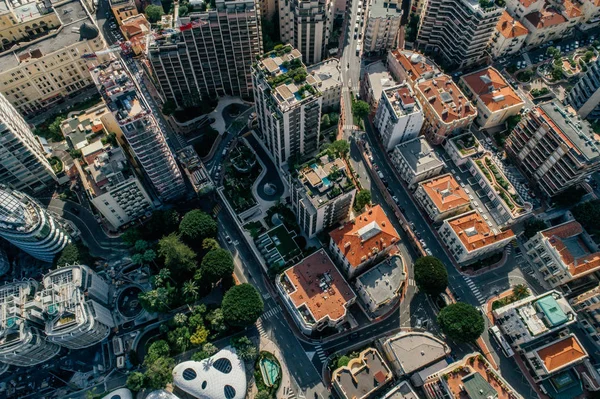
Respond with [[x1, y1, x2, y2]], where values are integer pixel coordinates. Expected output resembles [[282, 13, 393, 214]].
[[91, 60, 186, 202], [568, 59, 600, 120], [0, 92, 57, 193], [279, 0, 333, 65], [148, 0, 262, 107], [417, 0, 503, 69], [0, 186, 70, 262], [252, 46, 322, 166]]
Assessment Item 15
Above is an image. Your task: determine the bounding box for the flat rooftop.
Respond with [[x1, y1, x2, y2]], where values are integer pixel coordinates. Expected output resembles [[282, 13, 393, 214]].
[[538, 103, 600, 162], [296, 156, 354, 209], [394, 136, 444, 175], [307, 58, 341, 93], [383, 84, 421, 118], [383, 332, 449, 375], [0, 0, 94, 71], [366, 61, 397, 105], [461, 67, 524, 112], [418, 173, 470, 213], [355, 254, 405, 307], [446, 210, 514, 252], [280, 249, 355, 325], [369, 0, 403, 18], [417, 75, 476, 124], [333, 348, 392, 399]]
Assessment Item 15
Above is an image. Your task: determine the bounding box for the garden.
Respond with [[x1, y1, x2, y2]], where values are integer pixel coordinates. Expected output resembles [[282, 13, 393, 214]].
[[254, 351, 282, 399], [49, 156, 63, 174], [222, 143, 262, 213], [491, 285, 530, 311], [453, 134, 479, 156], [474, 156, 528, 215]]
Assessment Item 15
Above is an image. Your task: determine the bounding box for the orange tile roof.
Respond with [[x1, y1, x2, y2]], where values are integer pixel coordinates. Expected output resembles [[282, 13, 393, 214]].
[[329, 205, 400, 268], [462, 67, 524, 112], [541, 221, 600, 277], [120, 14, 149, 39], [536, 336, 587, 372], [419, 174, 470, 213], [448, 210, 515, 252], [519, 0, 538, 7], [524, 9, 568, 29], [564, 0, 583, 18], [390, 50, 436, 82], [497, 11, 529, 38], [283, 249, 356, 323], [417, 75, 476, 124]]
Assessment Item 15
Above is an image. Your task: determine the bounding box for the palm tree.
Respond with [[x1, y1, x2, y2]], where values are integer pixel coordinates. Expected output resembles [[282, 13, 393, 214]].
[[512, 284, 529, 300], [183, 280, 199, 302]]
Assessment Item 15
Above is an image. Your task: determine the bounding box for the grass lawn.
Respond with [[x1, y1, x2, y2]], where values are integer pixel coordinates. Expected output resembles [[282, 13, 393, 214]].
[[267, 224, 301, 261]]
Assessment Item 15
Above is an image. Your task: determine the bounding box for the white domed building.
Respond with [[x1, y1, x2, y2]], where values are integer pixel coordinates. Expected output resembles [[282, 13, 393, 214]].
[[172, 347, 246, 399], [101, 388, 133, 399]]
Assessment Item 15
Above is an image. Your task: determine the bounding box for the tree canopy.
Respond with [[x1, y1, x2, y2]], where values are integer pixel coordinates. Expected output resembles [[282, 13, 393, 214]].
[[158, 233, 197, 273], [437, 303, 484, 342], [145, 5, 164, 22], [126, 371, 145, 392], [197, 248, 234, 287], [523, 219, 548, 239], [162, 99, 177, 116], [54, 243, 92, 268], [354, 189, 371, 210], [329, 139, 350, 159], [352, 100, 370, 119], [414, 256, 448, 296], [572, 199, 600, 236], [179, 210, 218, 245], [231, 336, 258, 361], [222, 283, 264, 327]]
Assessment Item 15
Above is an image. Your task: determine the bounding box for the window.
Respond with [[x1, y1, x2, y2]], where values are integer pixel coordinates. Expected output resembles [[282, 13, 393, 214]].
[[182, 368, 197, 381]]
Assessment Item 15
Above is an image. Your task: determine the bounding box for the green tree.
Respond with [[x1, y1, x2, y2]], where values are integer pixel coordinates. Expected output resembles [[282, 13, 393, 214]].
[[202, 342, 218, 356], [321, 113, 331, 128], [329, 112, 339, 125], [437, 303, 485, 342], [222, 284, 264, 327], [336, 355, 351, 368], [584, 50, 595, 63], [207, 308, 228, 333], [190, 326, 209, 346], [134, 240, 149, 253], [48, 117, 65, 141], [405, 14, 420, 42], [144, 357, 174, 390], [354, 189, 371, 210], [547, 46, 559, 57], [572, 199, 600, 236], [255, 391, 271, 399], [144, 340, 170, 366], [126, 371, 145, 392], [121, 228, 141, 246], [523, 219, 548, 239], [551, 65, 564, 81], [143, 249, 157, 263], [352, 100, 370, 119], [173, 313, 188, 326], [329, 139, 350, 158], [231, 336, 258, 361], [178, 4, 189, 16], [145, 4, 164, 22], [414, 256, 448, 296], [182, 280, 199, 302], [180, 210, 218, 246], [131, 253, 144, 266], [158, 233, 197, 273], [202, 238, 220, 251], [144, 209, 180, 240], [167, 326, 191, 353], [55, 243, 92, 268], [197, 248, 234, 287], [512, 284, 529, 300], [552, 185, 586, 207], [162, 100, 177, 115], [139, 286, 175, 313], [153, 268, 172, 287]]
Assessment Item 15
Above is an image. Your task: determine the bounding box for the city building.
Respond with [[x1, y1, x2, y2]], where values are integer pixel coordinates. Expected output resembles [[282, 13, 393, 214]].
[[521, 8, 574, 47], [329, 205, 400, 278], [438, 210, 514, 264], [421, 353, 522, 399], [381, 331, 450, 376], [0, 281, 60, 367], [172, 347, 246, 399], [523, 334, 588, 382], [177, 146, 213, 195], [119, 14, 149, 55], [390, 137, 445, 187], [109, 0, 138, 25], [92, 60, 186, 202], [374, 83, 424, 150], [363, 0, 402, 54], [492, 290, 576, 349], [101, 389, 133, 399], [354, 254, 406, 313], [416, 0, 503, 69], [253, 46, 323, 167], [580, 0, 600, 30], [360, 60, 397, 108], [289, 156, 356, 238], [443, 132, 483, 167], [524, 220, 600, 290], [506, 103, 600, 197], [414, 173, 471, 222], [0, 186, 70, 262], [332, 347, 393, 399], [147, 0, 261, 107], [459, 67, 524, 129], [307, 58, 341, 111], [0, 0, 106, 116], [491, 11, 529, 57], [414, 75, 476, 145], [0, 92, 57, 192], [386, 50, 440, 89], [60, 104, 115, 150], [78, 145, 154, 229], [504, 0, 544, 19], [467, 153, 532, 227], [278, 0, 333, 65], [568, 58, 600, 120], [570, 286, 600, 348], [276, 249, 356, 335], [41, 265, 113, 349]]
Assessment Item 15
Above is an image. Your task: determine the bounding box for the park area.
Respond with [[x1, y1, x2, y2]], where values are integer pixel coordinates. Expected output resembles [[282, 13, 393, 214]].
[[222, 143, 262, 213]]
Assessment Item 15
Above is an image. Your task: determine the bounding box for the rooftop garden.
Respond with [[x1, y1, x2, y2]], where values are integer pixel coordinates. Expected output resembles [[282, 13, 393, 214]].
[[263, 44, 293, 59], [222, 142, 262, 213], [491, 284, 530, 311], [453, 134, 479, 156], [267, 58, 306, 87]]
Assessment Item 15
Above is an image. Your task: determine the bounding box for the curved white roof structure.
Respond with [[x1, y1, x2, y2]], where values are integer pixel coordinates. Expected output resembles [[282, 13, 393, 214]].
[[101, 388, 133, 399], [172, 347, 246, 399], [146, 390, 180, 399]]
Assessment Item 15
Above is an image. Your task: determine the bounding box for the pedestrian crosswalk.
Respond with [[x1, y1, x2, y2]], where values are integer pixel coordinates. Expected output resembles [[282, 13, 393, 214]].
[[408, 278, 416, 287], [505, 244, 512, 256], [256, 320, 268, 337], [212, 203, 222, 216], [342, 124, 355, 131], [342, 86, 360, 94], [463, 275, 485, 304], [261, 305, 281, 320], [282, 386, 296, 398], [262, 292, 271, 300], [315, 345, 327, 362]]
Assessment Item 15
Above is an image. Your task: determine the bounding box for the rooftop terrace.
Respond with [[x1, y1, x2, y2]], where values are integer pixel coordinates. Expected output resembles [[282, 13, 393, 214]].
[[296, 155, 354, 209], [383, 85, 421, 119], [355, 253, 405, 307]]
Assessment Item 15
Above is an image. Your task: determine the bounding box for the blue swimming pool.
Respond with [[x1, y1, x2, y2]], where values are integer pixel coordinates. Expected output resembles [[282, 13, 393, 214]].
[[322, 177, 331, 187], [280, 66, 288, 73]]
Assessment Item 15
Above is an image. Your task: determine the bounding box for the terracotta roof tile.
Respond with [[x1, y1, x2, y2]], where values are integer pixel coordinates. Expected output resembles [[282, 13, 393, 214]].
[[329, 205, 400, 268], [536, 335, 587, 372], [564, 0, 583, 18], [419, 174, 470, 213], [282, 249, 356, 324], [390, 50, 436, 82], [541, 221, 600, 277], [462, 67, 524, 112], [524, 9, 568, 29], [448, 210, 515, 252], [519, 0, 538, 7], [497, 11, 529, 38], [417, 75, 476, 124]]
